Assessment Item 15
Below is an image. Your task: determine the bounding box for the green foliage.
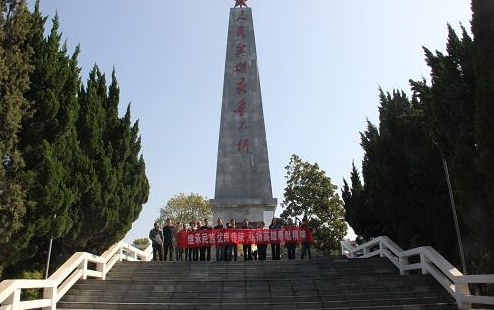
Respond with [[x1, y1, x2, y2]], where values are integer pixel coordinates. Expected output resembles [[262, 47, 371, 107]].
[[346, 0, 494, 272], [342, 163, 377, 241], [0, 2, 149, 279], [409, 0, 494, 272], [20, 269, 42, 300], [133, 238, 149, 246], [281, 155, 347, 254], [343, 91, 458, 262], [158, 193, 212, 226], [0, 0, 34, 278]]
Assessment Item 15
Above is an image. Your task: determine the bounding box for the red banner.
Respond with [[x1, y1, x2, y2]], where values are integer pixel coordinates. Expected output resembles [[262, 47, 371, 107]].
[[177, 228, 313, 248]]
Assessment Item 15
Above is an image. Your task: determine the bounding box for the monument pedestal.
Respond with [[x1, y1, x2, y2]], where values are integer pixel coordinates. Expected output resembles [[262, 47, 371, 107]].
[[211, 198, 277, 223]]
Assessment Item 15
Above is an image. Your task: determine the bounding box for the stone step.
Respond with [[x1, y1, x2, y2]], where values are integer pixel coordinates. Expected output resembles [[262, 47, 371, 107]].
[[114, 256, 384, 265], [91, 276, 440, 286], [110, 264, 395, 271], [58, 256, 458, 310], [61, 292, 452, 303], [63, 289, 449, 300], [69, 281, 443, 293], [109, 266, 396, 274], [115, 259, 392, 269], [57, 300, 458, 310], [113, 258, 390, 268], [107, 263, 397, 273], [107, 266, 398, 276]]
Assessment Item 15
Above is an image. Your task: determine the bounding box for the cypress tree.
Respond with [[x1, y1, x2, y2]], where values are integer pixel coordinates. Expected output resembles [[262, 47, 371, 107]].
[[342, 163, 376, 241], [7, 8, 82, 275], [471, 0, 494, 262], [0, 0, 34, 278], [1, 3, 149, 276], [344, 90, 458, 263], [410, 0, 494, 271], [71, 67, 149, 256]]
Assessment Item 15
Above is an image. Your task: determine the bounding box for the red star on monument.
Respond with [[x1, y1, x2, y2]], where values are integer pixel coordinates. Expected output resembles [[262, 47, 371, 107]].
[[234, 0, 248, 8]]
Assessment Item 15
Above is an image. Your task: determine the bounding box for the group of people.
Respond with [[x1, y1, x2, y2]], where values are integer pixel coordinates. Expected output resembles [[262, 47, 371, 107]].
[[149, 217, 313, 262]]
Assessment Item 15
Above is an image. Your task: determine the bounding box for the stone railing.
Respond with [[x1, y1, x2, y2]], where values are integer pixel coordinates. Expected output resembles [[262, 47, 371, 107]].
[[0, 241, 152, 310], [341, 236, 494, 310]]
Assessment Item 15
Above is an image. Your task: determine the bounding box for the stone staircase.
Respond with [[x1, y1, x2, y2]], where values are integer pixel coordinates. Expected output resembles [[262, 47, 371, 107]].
[[58, 256, 457, 310]]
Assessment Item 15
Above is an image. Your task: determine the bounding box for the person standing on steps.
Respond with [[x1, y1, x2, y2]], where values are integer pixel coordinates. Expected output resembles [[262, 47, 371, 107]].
[[300, 217, 312, 259], [176, 222, 187, 261], [163, 218, 175, 261], [227, 219, 238, 261], [285, 218, 297, 260], [174, 221, 181, 261], [194, 220, 201, 261], [242, 219, 253, 261], [269, 218, 281, 260], [257, 221, 268, 260], [149, 222, 164, 261], [200, 219, 213, 261], [214, 218, 225, 261], [187, 221, 196, 261]]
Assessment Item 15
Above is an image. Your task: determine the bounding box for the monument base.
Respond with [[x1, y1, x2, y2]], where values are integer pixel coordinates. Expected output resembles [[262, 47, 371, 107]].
[[210, 198, 277, 224]]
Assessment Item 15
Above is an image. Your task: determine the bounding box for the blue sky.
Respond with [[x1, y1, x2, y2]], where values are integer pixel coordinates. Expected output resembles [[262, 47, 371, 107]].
[[29, 0, 472, 242]]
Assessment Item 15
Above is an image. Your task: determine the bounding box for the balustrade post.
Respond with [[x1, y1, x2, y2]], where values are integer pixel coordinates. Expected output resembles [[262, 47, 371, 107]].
[[399, 256, 409, 275], [119, 246, 123, 262], [363, 246, 370, 257], [379, 242, 385, 257], [79, 258, 88, 280], [5, 288, 21, 310], [454, 283, 471, 310], [96, 262, 106, 280], [42, 286, 57, 310], [420, 253, 430, 274]]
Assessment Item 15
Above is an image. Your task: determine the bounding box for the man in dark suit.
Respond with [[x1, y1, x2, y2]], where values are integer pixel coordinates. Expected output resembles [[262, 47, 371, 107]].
[[149, 222, 164, 261], [214, 218, 225, 261], [242, 219, 253, 261], [163, 219, 175, 261], [269, 218, 282, 260]]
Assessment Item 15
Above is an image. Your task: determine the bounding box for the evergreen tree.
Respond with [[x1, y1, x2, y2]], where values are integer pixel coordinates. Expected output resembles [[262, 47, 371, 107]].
[[471, 0, 494, 265], [410, 0, 494, 271], [281, 155, 347, 254], [344, 90, 458, 264], [1, 2, 149, 277], [0, 0, 34, 278], [9, 6, 82, 275], [342, 163, 376, 241], [69, 66, 149, 258]]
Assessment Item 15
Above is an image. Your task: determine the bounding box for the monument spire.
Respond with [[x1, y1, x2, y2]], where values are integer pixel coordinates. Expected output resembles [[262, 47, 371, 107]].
[[211, 6, 276, 224]]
